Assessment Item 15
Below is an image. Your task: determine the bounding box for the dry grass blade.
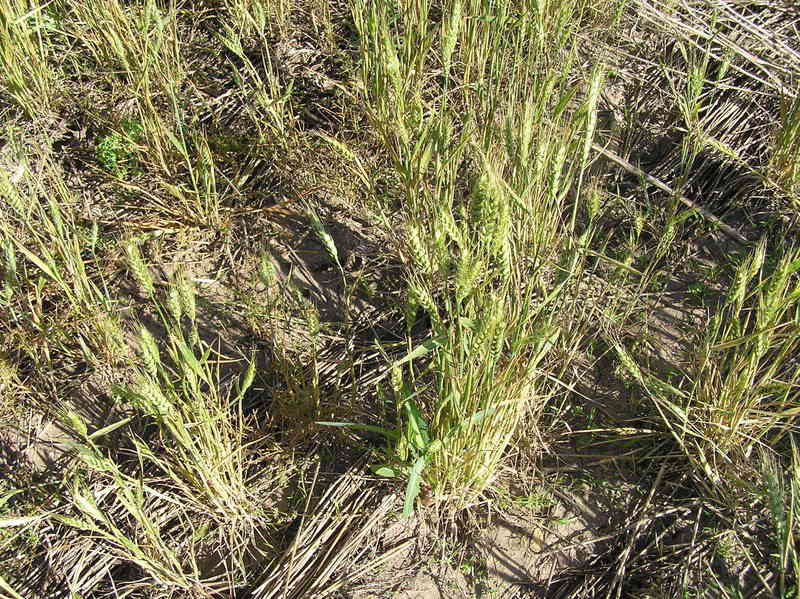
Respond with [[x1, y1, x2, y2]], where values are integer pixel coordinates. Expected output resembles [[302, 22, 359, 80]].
[[254, 460, 397, 599], [592, 142, 749, 244], [638, 0, 800, 95], [607, 463, 666, 599]]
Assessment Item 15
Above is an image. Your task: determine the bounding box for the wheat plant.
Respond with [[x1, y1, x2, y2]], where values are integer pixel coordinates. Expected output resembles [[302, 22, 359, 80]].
[[618, 240, 800, 481]]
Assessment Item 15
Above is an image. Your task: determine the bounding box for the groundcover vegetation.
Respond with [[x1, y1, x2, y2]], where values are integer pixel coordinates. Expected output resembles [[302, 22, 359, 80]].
[[1, 0, 799, 597]]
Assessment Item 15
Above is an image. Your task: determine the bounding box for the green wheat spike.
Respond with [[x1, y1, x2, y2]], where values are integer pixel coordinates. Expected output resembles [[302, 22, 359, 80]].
[[124, 241, 155, 296]]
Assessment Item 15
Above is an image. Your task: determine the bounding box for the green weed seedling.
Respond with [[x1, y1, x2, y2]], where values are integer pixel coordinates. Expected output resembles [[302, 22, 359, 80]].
[[96, 120, 143, 178], [515, 488, 557, 510], [687, 281, 712, 305]]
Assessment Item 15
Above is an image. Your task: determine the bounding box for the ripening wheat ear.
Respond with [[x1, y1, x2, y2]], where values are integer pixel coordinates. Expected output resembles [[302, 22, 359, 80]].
[[166, 286, 182, 322], [307, 207, 341, 268], [124, 240, 155, 296], [455, 250, 483, 304], [441, 0, 462, 79], [138, 326, 161, 377], [174, 271, 196, 323]]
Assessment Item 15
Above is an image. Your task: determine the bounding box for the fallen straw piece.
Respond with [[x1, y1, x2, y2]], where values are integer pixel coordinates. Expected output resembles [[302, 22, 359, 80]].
[[591, 142, 749, 245]]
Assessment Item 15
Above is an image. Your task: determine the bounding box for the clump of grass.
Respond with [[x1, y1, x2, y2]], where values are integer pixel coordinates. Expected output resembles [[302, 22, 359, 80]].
[[130, 105, 232, 228], [771, 92, 800, 199], [216, 17, 294, 139], [67, 0, 184, 100], [45, 284, 276, 595], [342, 0, 603, 512], [713, 444, 800, 597], [55, 432, 215, 596], [1, 157, 126, 363], [417, 292, 562, 508], [0, 0, 59, 117], [618, 240, 800, 481], [119, 286, 261, 536], [759, 444, 800, 598]]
